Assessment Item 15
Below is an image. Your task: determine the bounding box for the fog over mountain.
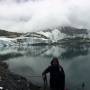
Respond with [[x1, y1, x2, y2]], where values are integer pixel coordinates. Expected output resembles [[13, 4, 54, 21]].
[[0, 0, 90, 32]]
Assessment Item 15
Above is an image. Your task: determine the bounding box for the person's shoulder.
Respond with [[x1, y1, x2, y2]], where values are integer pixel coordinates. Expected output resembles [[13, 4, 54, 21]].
[[45, 65, 51, 69], [48, 65, 52, 68], [59, 65, 63, 71], [47, 65, 53, 70], [59, 65, 62, 68]]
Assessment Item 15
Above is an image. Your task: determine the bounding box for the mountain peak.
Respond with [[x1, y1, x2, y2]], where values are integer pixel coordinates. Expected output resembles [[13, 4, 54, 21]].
[[0, 29, 22, 38]]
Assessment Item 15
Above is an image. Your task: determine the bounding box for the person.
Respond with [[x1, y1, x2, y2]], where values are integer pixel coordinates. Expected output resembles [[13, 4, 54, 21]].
[[42, 57, 65, 90]]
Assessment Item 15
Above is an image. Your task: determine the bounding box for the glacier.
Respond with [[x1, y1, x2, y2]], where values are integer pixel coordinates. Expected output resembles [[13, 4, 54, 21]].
[[0, 27, 89, 47]]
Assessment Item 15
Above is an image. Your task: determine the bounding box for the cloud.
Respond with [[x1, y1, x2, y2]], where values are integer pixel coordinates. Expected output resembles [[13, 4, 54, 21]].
[[0, 0, 90, 32]]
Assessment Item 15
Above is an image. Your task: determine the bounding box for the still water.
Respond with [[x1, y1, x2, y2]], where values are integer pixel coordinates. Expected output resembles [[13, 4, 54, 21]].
[[1, 44, 90, 90]]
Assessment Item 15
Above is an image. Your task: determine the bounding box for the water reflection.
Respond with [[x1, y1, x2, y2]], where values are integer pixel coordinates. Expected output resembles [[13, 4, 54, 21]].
[[67, 56, 90, 90], [0, 44, 90, 59], [18, 46, 51, 56], [61, 44, 89, 59], [0, 52, 23, 61], [16, 44, 90, 59], [0, 44, 90, 90], [16, 44, 90, 60]]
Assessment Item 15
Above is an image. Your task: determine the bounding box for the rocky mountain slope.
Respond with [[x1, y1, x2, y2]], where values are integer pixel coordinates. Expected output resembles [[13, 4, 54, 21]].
[[0, 29, 22, 38], [0, 27, 89, 47]]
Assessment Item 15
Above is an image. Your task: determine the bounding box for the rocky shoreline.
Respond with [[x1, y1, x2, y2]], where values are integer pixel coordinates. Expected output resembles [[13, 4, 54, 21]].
[[0, 62, 40, 90]]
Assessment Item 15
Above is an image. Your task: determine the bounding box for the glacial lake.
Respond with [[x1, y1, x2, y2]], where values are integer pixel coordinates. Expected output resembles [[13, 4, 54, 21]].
[[1, 44, 90, 90]]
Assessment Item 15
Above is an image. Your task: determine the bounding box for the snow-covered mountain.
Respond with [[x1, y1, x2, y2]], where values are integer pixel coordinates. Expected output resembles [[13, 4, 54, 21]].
[[0, 27, 89, 47], [20, 27, 88, 44]]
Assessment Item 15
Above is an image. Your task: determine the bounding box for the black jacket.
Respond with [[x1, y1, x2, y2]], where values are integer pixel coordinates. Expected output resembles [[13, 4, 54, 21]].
[[42, 65, 65, 89]]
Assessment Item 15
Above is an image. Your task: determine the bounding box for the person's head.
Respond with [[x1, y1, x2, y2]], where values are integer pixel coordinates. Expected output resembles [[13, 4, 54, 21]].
[[51, 57, 59, 66]]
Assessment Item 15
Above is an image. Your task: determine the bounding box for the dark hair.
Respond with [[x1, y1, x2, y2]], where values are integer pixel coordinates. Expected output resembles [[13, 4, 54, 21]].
[[51, 57, 59, 65]]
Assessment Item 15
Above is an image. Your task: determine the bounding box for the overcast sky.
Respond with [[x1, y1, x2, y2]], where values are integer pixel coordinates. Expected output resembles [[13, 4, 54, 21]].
[[0, 0, 90, 32]]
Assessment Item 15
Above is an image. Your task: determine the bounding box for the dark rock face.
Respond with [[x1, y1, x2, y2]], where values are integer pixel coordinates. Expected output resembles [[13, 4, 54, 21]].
[[0, 29, 22, 38], [0, 53, 23, 61], [60, 26, 88, 36], [0, 73, 30, 90], [0, 62, 40, 90]]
